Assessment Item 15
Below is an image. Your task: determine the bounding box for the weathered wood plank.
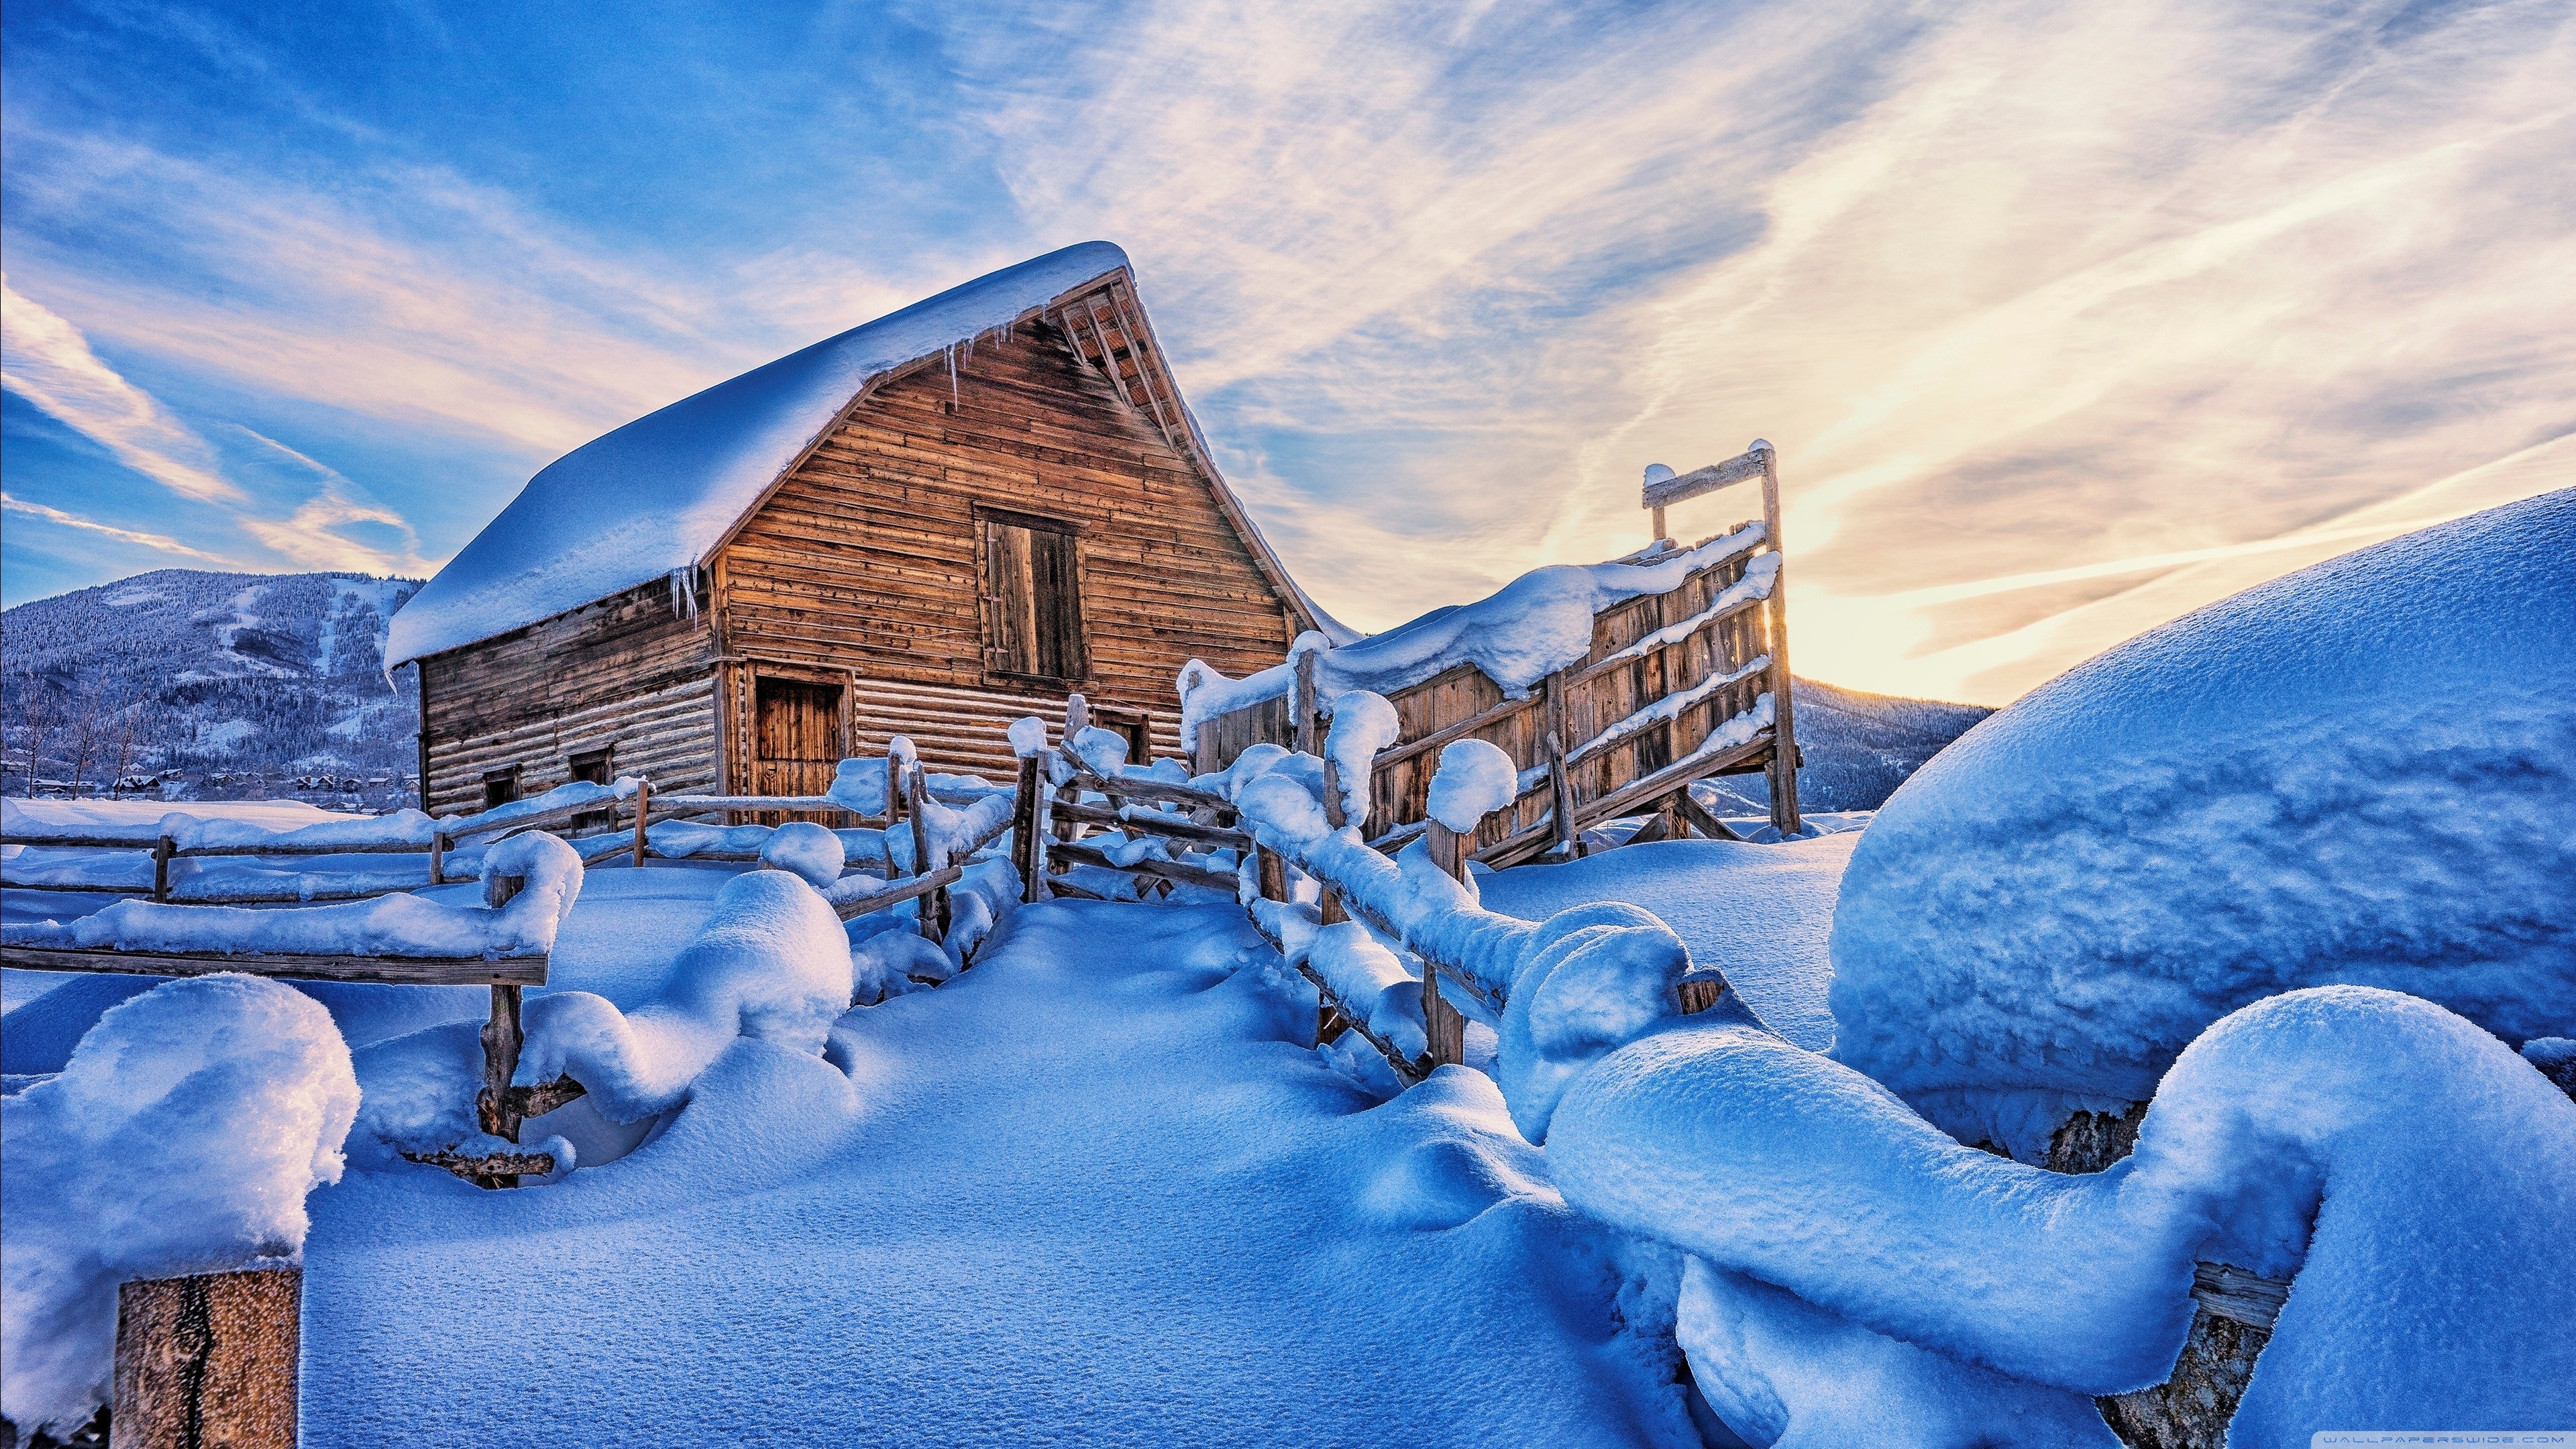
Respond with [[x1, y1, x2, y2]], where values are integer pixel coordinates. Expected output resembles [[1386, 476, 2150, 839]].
[[1642, 445, 1768, 509], [0, 945, 547, 987], [115, 1267, 299, 1449]]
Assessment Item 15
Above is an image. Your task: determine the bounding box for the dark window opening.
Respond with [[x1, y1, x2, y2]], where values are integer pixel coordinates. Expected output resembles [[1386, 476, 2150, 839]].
[[983, 514, 1087, 682], [482, 766, 521, 811], [568, 747, 616, 832]]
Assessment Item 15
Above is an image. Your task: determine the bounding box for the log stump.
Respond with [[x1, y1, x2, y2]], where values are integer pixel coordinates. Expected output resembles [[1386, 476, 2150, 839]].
[[111, 1267, 298, 1449]]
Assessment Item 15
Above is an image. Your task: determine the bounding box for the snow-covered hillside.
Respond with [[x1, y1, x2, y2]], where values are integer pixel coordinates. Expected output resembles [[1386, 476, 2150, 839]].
[[0, 570, 422, 806]]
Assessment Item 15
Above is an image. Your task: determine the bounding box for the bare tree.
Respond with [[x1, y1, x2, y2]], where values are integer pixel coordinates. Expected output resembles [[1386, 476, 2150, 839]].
[[9, 669, 55, 796], [107, 691, 146, 799], [64, 687, 105, 800]]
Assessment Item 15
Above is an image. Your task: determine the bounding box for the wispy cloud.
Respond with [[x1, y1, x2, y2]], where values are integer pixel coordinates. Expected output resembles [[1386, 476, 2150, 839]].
[[925, 0, 2576, 700], [5, 0, 2568, 700], [0, 492, 239, 564], [1, 291, 443, 577], [1, 276, 241, 501]]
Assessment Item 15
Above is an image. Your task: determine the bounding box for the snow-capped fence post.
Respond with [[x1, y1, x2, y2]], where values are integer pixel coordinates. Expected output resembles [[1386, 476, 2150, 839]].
[[1256, 845, 1288, 904], [114, 1266, 301, 1448], [1293, 649, 1319, 757], [470, 869, 532, 1189], [428, 829, 447, 886], [1419, 821, 1473, 1068], [1014, 753, 1049, 904], [152, 833, 173, 902]]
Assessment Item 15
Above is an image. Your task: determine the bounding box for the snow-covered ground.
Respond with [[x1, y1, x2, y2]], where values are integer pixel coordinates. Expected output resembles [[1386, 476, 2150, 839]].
[[296, 900, 1705, 1446], [1477, 835, 1856, 1053]]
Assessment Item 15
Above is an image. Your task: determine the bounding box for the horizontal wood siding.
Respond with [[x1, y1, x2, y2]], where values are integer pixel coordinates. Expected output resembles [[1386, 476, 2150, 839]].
[[715, 319, 1296, 782], [419, 578, 720, 816]]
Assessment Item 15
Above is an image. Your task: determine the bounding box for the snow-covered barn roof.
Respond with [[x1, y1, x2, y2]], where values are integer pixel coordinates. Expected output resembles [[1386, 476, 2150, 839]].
[[388, 241, 1320, 668]]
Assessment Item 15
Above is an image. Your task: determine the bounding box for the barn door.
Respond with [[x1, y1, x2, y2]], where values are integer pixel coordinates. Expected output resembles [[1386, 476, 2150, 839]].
[[754, 678, 844, 822]]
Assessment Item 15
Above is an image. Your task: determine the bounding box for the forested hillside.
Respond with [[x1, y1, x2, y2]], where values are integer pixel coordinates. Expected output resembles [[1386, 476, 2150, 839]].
[[1, 570, 422, 807]]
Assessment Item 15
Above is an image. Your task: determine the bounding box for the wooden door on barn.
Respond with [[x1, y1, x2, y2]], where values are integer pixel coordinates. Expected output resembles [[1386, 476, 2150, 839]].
[[753, 677, 845, 822]]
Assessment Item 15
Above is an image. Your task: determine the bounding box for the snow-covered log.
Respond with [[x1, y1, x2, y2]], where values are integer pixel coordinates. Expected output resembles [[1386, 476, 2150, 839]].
[[1, 976, 358, 1435]]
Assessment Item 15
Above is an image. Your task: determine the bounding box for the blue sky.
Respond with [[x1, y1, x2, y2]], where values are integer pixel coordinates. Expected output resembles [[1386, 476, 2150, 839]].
[[3, 0, 2568, 702]]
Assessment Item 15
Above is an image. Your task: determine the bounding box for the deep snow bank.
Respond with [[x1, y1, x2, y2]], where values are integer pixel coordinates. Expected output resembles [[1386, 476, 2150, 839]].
[[1, 975, 358, 1432], [1549, 985, 2576, 1440], [1830, 491, 2576, 1149]]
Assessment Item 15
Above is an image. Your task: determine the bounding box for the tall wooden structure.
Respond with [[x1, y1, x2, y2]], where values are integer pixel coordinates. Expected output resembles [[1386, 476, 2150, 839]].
[[390, 244, 1318, 814]]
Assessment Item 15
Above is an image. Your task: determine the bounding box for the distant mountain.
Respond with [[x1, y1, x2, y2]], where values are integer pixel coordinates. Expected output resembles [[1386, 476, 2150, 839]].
[[1, 570, 423, 808], [1699, 678, 1993, 814]]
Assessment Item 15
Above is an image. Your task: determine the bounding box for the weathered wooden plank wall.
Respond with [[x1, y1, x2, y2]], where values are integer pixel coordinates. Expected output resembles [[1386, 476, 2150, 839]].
[[712, 318, 1295, 784], [419, 577, 719, 816]]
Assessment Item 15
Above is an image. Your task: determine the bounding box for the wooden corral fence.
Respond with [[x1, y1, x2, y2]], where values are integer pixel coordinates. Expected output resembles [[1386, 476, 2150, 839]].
[[1191, 442, 1804, 863]]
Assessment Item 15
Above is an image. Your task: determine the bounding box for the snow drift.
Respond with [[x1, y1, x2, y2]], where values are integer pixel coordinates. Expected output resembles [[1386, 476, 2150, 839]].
[[1829, 490, 2576, 1153], [1, 976, 358, 1432], [1549, 985, 2576, 1440]]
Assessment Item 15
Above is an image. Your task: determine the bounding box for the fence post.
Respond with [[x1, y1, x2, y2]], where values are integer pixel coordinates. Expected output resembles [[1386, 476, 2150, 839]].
[[1544, 672, 1582, 859], [1014, 753, 1047, 904], [473, 873, 529, 1190], [884, 755, 906, 873], [1418, 822, 1470, 1069], [428, 830, 447, 886], [1256, 844, 1287, 904], [1317, 755, 1350, 926], [1293, 649, 1318, 757], [114, 1267, 300, 1448], [152, 835, 172, 903], [631, 779, 651, 868], [908, 763, 947, 942], [1758, 444, 1803, 838]]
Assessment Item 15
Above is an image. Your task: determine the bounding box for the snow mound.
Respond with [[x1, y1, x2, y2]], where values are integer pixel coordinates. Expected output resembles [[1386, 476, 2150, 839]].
[[388, 242, 1132, 667], [1676, 1259, 2115, 1447], [1829, 491, 2576, 1150], [759, 821, 845, 888], [511, 870, 852, 1125], [1322, 690, 1401, 825], [1426, 739, 1516, 832], [1549, 985, 2576, 1437], [1, 975, 357, 1432]]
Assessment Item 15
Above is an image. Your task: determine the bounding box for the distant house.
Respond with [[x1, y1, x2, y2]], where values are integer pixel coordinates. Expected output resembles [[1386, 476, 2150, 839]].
[[388, 242, 1323, 814]]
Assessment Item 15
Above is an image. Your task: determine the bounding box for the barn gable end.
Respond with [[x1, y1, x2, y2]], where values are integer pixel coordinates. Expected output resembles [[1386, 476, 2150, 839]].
[[710, 314, 1296, 785]]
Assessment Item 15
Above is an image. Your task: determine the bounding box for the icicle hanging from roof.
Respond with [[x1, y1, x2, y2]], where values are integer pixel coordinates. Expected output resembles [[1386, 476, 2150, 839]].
[[669, 566, 699, 622]]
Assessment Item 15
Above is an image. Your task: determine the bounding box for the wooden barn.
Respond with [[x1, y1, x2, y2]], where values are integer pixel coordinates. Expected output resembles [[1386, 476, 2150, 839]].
[[387, 242, 1324, 815]]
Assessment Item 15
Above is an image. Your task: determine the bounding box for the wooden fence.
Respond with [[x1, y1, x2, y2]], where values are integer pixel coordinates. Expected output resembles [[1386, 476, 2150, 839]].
[[1190, 445, 1805, 863]]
